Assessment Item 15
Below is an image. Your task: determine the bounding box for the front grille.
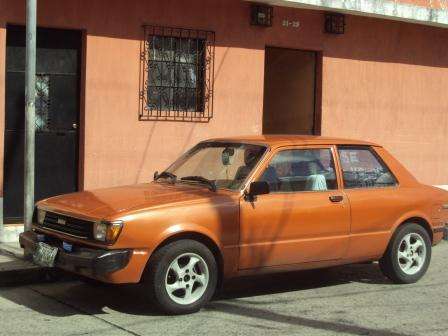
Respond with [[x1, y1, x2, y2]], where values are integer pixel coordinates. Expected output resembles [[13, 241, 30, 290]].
[[42, 211, 94, 239]]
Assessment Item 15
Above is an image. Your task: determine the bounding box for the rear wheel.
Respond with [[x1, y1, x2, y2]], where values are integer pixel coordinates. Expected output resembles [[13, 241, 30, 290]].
[[143, 239, 217, 315], [379, 223, 431, 284]]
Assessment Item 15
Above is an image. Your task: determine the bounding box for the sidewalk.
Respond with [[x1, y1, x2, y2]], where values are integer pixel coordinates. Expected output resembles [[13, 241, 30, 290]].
[[0, 241, 48, 286]]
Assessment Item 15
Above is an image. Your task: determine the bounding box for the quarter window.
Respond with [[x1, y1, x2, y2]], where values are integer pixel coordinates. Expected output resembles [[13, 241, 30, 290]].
[[258, 149, 338, 192], [338, 147, 397, 189]]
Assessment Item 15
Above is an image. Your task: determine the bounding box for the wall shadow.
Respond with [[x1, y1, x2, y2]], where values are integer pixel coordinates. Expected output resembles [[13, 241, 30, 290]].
[[5, 0, 448, 68]]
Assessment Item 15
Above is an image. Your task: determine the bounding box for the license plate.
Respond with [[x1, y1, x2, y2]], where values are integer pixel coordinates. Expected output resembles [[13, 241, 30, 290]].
[[33, 242, 58, 267]]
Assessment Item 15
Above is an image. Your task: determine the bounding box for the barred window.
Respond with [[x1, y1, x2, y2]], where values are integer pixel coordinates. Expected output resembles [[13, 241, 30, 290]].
[[140, 26, 215, 122]]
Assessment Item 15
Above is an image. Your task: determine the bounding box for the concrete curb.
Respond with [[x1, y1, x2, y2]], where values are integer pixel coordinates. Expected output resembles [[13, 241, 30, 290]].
[[0, 242, 24, 259], [0, 225, 24, 243], [0, 244, 50, 287]]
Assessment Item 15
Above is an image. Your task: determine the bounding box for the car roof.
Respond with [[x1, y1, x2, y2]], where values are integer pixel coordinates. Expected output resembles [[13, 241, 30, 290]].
[[207, 135, 380, 148]]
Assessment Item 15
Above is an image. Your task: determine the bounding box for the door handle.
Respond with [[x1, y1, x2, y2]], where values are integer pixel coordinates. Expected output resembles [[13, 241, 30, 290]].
[[329, 195, 344, 203]]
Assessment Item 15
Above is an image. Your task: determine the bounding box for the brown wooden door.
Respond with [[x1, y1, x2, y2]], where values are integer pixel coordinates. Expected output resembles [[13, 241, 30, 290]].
[[263, 47, 318, 135]]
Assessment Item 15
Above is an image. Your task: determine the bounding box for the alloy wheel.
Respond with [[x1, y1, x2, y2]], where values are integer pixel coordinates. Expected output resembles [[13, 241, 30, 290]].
[[165, 253, 209, 305], [397, 232, 427, 275]]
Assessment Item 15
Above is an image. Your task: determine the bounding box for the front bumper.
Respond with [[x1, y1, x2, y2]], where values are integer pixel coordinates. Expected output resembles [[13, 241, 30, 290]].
[[19, 231, 131, 276]]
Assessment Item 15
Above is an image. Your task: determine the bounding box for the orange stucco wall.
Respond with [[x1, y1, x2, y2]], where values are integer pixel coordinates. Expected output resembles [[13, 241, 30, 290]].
[[0, 0, 447, 191], [397, 0, 447, 9]]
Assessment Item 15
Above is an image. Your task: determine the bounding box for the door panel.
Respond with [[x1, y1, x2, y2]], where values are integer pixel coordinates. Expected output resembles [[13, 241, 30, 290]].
[[4, 25, 81, 221], [50, 75, 79, 129], [35, 132, 78, 203], [5, 72, 25, 130], [239, 191, 350, 269], [3, 130, 25, 219]]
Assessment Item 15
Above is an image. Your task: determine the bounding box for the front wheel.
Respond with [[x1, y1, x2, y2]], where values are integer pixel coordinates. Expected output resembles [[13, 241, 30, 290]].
[[379, 223, 431, 284], [143, 239, 218, 315]]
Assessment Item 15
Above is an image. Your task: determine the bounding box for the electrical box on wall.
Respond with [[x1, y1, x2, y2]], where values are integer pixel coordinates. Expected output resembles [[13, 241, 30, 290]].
[[250, 3, 273, 27], [325, 13, 345, 34]]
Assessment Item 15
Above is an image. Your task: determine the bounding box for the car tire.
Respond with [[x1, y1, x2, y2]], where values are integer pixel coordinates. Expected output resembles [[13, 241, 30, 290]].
[[143, 239, 218, 315], [379, 223, 432, 284]]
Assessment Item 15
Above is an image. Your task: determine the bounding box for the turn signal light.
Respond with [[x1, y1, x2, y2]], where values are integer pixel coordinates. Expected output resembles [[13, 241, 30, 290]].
[[37, 208, 46, 225], [93, 221, 123, 244]]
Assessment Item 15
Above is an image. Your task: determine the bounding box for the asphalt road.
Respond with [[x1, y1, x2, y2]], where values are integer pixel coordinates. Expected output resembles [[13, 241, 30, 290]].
[[1, 242, 447, 336]]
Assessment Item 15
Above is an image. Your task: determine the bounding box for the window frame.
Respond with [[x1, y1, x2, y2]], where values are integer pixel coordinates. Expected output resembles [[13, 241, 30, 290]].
[[254, 145, 342, 194], [139, 25, 215, 122], [336, 145, 399, 190]]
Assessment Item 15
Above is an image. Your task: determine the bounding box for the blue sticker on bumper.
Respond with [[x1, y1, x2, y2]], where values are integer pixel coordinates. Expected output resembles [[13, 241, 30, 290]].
[[62, 241, 73, 253]]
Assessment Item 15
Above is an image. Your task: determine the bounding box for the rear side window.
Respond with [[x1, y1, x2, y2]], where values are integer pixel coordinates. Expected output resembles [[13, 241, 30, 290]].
[[338, 146, 398, 189]]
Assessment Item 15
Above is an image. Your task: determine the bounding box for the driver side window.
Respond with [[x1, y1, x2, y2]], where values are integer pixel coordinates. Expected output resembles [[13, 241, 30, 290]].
[[258, 148, 338, 192]]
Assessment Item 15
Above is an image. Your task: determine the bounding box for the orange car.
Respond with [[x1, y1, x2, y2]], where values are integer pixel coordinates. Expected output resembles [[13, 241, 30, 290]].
[[20, 135, 448, 314]]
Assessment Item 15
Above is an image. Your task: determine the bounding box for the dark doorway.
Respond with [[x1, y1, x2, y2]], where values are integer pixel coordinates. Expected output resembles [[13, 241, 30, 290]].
[[263, 47, 317, 135], [4, 25, 81, 222]]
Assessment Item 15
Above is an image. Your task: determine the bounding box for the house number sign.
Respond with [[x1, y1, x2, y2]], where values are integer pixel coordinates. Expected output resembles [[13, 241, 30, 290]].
[[282, 19, 300, 28]]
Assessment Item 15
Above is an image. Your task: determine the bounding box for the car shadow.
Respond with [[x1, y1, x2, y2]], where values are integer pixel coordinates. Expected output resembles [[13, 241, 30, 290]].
[[216, 262, 391, 302], [1, 262, 418, 335], [0, 262, 391, 319]]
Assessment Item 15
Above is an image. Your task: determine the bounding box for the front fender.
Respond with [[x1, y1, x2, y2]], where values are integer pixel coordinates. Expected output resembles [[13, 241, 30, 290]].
[[151, 223, 223, 256]]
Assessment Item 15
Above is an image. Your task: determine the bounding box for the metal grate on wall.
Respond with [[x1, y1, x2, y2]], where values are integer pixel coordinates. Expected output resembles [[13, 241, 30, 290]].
[[35, 74, 51, 132], [139, 25, 215, 122]]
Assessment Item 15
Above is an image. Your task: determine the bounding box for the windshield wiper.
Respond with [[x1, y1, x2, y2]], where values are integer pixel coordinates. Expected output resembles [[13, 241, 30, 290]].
[[180, 176, 217, 192], [154, 171, 177, 183]]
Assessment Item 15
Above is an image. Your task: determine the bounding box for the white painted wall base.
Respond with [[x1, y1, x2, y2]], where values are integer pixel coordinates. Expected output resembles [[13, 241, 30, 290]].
[[0, 225, 24, 243]]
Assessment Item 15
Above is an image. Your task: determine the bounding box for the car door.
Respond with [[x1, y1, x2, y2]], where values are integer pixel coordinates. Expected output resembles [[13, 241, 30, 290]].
[[238, 145, 351, 270]]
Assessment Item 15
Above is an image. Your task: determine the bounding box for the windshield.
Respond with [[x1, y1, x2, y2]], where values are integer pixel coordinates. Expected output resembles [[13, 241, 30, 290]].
[[160, 142, 267, 190]]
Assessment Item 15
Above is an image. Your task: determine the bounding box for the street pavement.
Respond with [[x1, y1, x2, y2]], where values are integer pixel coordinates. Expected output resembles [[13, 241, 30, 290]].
[[0, 242, 447, 336]]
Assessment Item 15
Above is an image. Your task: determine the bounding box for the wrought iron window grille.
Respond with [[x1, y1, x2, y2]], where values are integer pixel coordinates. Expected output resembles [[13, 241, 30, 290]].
[[139, 25, 215, 122]]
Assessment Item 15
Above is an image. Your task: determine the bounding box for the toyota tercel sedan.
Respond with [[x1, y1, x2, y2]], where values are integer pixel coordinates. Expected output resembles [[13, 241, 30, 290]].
[[20, 135, 448, 314]]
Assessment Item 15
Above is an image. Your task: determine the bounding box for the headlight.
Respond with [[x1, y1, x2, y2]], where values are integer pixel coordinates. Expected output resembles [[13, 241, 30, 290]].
[[37, 208, 46, 225], [93, 221, 123, 244]]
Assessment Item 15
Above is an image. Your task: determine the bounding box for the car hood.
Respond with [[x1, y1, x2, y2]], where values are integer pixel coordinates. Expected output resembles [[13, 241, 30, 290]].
[[38, 182, 236, 220]]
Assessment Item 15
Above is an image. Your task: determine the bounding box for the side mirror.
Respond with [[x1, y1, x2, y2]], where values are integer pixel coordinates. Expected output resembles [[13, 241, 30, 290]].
[[247, 181, 270, 198]]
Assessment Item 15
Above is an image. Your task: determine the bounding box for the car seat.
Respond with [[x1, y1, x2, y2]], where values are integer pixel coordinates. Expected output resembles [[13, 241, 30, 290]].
[[305, 174, 328, 191], [260, 166, 280, 192]]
